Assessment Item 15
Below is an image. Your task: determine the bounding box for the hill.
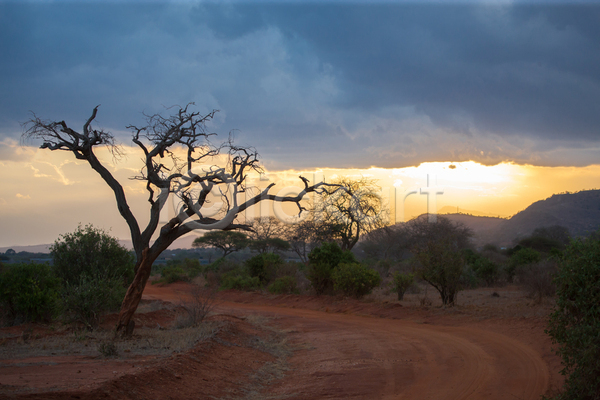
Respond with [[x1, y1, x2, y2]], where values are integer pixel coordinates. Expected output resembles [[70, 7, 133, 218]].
[[0, 234, 200, 255], [441, 189, 600, 247]]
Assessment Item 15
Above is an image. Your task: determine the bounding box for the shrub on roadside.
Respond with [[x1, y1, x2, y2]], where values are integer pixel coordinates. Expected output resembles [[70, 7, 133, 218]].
[[545, 237, 600, 400], [268, 276, 299, 294], [51, 225, 134, 329], [307, 263, 335, 295], [0, 263, 60, 325], [472, 257, 500, 286], [506, 247, 541, 283], [219, 267, 261, 291], [51, 224, 134, 285], [62, 275, 126, 329], [246, 253, 283, 284], [391, 272, 415, 300], [307, 242, 356, 295], [155, 259, 204, 284], [159, 265, 191, 283], [203, 258, 241, 288], [332, 263, 381, 298]]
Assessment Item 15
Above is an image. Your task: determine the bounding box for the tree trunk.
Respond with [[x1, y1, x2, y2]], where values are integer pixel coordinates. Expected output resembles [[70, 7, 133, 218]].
[[115, 248, 154, 335]]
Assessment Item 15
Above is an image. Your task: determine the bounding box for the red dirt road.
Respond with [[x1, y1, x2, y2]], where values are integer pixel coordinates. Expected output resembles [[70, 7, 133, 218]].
[[144, 284, 557, 399]]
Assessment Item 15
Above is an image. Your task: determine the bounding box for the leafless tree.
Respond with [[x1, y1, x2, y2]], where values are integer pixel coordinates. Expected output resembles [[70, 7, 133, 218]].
[[316, 177, 387, 250], [23, 104, 337, 334]]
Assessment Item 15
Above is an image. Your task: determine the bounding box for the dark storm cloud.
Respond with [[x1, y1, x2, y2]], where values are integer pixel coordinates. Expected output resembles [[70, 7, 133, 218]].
[[1, 2, 600, 169], [212, 3, 600, 139]]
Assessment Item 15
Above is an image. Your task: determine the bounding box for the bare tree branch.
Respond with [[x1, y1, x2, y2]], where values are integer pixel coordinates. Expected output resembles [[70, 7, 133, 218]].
[[21, 103, 338, 335]]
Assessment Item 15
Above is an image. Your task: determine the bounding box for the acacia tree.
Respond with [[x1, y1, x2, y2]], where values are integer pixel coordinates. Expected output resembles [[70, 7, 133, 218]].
[[23, 104, 337, 334], [192, 231, 248, 258], [246, 217, 291, 254], [360, 224, 410, 261], [407, 216, 472, 306], [286, 218, 339, 263], [317, 177, 386, 250]]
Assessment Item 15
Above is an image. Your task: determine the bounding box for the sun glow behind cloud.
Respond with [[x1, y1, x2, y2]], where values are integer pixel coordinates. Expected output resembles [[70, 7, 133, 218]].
[[2, 140, 600, 247]]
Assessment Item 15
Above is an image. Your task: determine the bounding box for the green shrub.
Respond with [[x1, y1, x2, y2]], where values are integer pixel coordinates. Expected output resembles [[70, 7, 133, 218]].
[[219, 267, 261, 291], [506, 247, 541, 282], [0, 263, 60, 325], [459, 266, 478, 289], [307, 242, 356, 295], [332, 263, 381, 298], [268, 276, 299, 294], [391, 272, 414, 300], [307, 263, 335, 295], [308, 242, 356, 267], [62, 275, 126, 329], [51, 224, 134, 285], [246, 253, 283, 284], [180, 258, 203, 278], [545, 237, 600, 400], [472, 258, 500, 286], [155, 258, 204, 284], [160, 266, 191, 283], [51, 225, 134, 329]]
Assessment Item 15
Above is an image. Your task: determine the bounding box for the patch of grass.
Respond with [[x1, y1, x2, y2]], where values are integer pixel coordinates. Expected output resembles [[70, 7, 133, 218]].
[[0, 321, 222, 360], [98, 340, 118, 357], [175, 285, 219, 328]]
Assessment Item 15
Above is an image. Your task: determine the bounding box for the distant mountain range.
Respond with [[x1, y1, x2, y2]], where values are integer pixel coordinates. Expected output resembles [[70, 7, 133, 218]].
[[440, 189, 600, 247], [3, 190, 600, 253], [0, 235, 199, 255]]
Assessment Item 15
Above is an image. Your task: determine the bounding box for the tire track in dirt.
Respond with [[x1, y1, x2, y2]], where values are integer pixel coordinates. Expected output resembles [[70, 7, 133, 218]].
[[143, 284, 551, 399], [212, 302, 550, 400]]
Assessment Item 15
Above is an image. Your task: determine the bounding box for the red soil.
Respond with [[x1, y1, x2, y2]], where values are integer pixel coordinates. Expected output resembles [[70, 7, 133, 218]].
[[0, 282, 563, 399]]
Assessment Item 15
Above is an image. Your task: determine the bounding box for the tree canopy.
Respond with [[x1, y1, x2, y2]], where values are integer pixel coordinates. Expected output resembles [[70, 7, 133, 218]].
[[407, 216, 473, 306], [317, 177, 387, 250], [192, 230, 249, 258]]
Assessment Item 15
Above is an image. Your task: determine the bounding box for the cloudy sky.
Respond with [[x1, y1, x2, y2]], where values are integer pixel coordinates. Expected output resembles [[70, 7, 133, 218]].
[[2, 0, 600, 247]]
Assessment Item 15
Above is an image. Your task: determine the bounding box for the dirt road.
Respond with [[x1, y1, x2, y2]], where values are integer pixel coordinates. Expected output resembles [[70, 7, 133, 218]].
[[144, 284, 553, 400]]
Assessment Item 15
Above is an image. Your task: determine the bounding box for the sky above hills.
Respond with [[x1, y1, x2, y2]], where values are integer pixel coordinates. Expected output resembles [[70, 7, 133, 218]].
[[1, 1, 600, 246]]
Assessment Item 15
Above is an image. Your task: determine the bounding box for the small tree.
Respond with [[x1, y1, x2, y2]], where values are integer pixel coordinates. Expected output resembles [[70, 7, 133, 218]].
[[192, 231, 249, 259], [546, 236, 600, 400], [407, 216, 472, 306], [391, 272, 415, 301], [251, 237, 290, 253], [244, 217, 290, 254], [286, 218, 338, 263], [360, 224, 410, 262]]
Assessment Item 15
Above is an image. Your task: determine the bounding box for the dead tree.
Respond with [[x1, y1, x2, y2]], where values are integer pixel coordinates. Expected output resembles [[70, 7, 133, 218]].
[[23, 104, 337, 334]]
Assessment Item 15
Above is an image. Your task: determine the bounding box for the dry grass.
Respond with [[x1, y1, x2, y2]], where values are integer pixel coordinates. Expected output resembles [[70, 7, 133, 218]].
[[0, 320, 222, 360], [175, 285, 219, 328], [365, 281, 555, 319]]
